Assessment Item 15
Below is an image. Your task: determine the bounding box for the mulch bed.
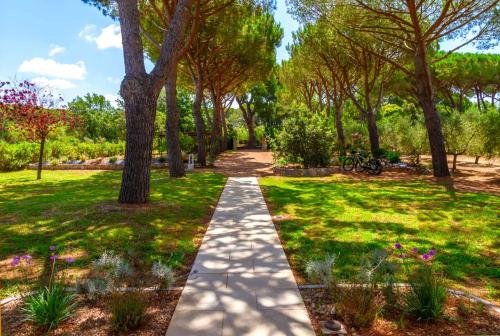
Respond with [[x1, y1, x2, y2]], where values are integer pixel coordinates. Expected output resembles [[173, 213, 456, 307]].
[[1, 290, 181, 336], [300, 288, 500, 336]]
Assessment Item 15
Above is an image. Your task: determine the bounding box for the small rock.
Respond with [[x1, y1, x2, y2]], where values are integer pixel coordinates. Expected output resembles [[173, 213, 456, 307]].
[[320, 320, 347, 335]]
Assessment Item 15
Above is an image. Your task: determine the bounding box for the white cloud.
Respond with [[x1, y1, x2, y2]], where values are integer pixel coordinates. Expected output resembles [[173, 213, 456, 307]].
[[107, 76, 121, 84], [18, 57, 87, 80], [48, 44, 66, 56], [78, 24, 98, 42], [31, 77, 76, 90], [104, 94, 120, 108], [79, 24, 122, 50]]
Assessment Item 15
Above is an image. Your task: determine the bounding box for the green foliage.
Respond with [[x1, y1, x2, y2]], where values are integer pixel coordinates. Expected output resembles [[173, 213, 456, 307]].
[[23, 284, 77, 331], [385, 151, 400, 163], [179, 133, 196, 153], [68, 93, 125, 141], [0, 141, 38, 171], [110, 292, 145, 331], [276, 110, 334, 168], [405, 264, 447, 322]]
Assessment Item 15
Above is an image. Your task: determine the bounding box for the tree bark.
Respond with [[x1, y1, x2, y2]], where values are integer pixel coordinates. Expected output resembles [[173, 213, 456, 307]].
[[452, 153, 458, 172], [414, 48, 450, 177], [192, 79, 206, 166], [246, 116, 256, 149], [116, 0, 193, 203], [475, 155, 480, 164], [165, 69, 185, 177], [210, 91, 223, 157], [37, 136, 45, 180], [366, 108, 380, 155], [119, 77, 156, 203], [334, 103, 346, 153]]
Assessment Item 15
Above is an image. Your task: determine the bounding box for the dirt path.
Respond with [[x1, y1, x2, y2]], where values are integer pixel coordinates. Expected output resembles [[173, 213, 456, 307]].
[[205, 150, 274, 177]]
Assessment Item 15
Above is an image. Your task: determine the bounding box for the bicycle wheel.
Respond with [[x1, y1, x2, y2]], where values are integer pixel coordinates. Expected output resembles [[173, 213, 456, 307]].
[[342, 157, 355, 171], [367, 159, 383, 175], [355, 160, 365, 172]]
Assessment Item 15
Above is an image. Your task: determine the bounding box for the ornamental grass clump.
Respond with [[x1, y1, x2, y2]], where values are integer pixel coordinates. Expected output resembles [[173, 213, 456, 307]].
[[338, 251, 387, 328], [14, 245, 78, 332], [391, 242, 447, 322], [110, 291, 145, 331], [79, 251, 132, 298], [305, 254, 337, 289], [151, 261, 175, 290]]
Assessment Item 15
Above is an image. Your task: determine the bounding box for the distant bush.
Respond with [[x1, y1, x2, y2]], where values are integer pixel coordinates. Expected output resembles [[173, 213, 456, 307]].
[[276, 111, 335, 168], [0, 141, 38, 171]]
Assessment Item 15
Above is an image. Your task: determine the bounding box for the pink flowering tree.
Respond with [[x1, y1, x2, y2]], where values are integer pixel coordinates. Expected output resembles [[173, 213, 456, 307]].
[[0, 80, 79, 179]]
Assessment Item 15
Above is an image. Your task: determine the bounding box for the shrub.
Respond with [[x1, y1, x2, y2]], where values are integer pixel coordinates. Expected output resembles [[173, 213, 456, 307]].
[[23, 284, 77, 332], [109, 156, 118, 164], [92, 251, 132, 280], [151, 261, 175, 289], [305, 254, 337, 289], [0, 141, 38, 171], [339, 284, 381, 328], [50, 158, 59, 166], [276, 111, 335, 168], [179, 133, 196, 153], [110, 292, 145, 331], [386, 151, 401, 163], [404, 264, 447, 322]]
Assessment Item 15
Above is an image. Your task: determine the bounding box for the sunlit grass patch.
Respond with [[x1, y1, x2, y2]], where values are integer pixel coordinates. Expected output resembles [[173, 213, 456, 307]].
[[260, 175, 500, 300], [0, 170, 226, 298]]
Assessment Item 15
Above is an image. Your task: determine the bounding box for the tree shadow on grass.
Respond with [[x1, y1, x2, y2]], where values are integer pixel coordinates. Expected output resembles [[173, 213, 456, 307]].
[[261, 177, 499, 290], [0, 170, 226, 293]]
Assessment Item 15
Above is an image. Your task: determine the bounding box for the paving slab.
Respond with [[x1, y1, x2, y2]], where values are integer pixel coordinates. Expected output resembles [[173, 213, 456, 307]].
[[166, 177, 314, 336]]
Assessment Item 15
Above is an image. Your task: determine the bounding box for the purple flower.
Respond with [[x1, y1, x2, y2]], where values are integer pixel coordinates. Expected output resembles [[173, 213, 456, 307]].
[[65, 257, 75, 263], [412, 247, 418, 253], [49, 245, 56, 251], [429, 249, 436, 256], [422, 254, 430, 260], [22, 255, 32, 260], [11, 256, 20, 266], [398, 254, 405, 259], [50, 254, 59, 261], [394, 243, 402, 250]]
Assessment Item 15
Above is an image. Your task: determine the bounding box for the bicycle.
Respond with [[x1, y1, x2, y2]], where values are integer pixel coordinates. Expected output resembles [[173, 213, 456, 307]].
[[342, 151, 383, 175]]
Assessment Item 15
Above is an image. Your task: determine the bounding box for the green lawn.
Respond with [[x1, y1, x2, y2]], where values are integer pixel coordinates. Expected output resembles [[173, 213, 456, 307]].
[[0, 170, 226, 298], [260, 176, 499, 300]]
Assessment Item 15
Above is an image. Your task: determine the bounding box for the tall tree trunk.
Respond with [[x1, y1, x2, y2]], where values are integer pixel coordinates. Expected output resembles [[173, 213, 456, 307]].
[[165, 69, 185, 177], [221, 105, 228, 152], [246, 116, 256, 149], [334, 103, 346, 153], [475, 155, 480, 164], [452, 153, 458, 172], [119, 78, 156, 203], [475, 87, 482, 111], [116, 0, 193, 203], [414, 48, 450, 177], [192, 79, 206, 166], [37, 136, 46, 180], [210, 92, 223, 157], [366, 108, 380, 155]]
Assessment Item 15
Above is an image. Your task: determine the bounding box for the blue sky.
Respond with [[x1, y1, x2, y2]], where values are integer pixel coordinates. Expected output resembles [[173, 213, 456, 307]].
[[0, 0, 497, 105]]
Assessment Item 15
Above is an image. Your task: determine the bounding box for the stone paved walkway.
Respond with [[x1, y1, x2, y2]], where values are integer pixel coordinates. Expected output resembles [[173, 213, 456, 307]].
[[166, 177, 315, 336]]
